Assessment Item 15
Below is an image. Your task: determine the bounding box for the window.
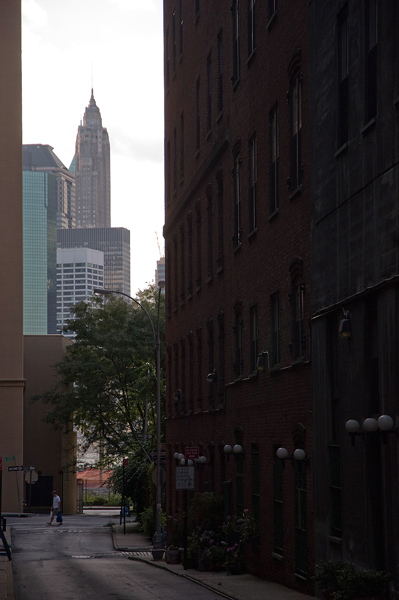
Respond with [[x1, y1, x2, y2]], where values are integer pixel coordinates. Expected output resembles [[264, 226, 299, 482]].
[[234, 302, 243, 379], [232, 0, 240, 84], [166, 140, 171, 203], [365, 0, 378, 122], [249, 135, 257, 232], [217, 31, 223, 114], [180, 112, 184, 180], [270, 106, 279, 213], [273, 447, 284, 555], [195, 203, 202, 288], [268, 0, 277, 21], [173, 127, 177, 193], [195, 0, 200, 19], [271, 293, 280, 366], [196, 328, 203, 410], [207, 318, 215, 410], [338, 6, 348, 146], [187, 213, 193, 296], [173, 235, 178, 310], [196, 79, 201, 150], [294, 458, 307, 576], [252, 444, 260, 524], [165, 28, 170, 88], [292, 278, 305, 360], [206, 185, 213, 279], [207, 53, 212, 132], [329, 444, 342, 538], [233, 151, 242, 247], [172, 10, 176, 73], [179, 0, 183, 57], [180, 223, 185, 301], [250, 305, 258, 373], [289, 72, 302, 192], [248, 0, 256, 57], [216, 170, 224, 271]]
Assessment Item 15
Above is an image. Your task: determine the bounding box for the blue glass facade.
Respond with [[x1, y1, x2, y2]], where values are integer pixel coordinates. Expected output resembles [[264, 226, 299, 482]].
[[23, 171, 57, 334]]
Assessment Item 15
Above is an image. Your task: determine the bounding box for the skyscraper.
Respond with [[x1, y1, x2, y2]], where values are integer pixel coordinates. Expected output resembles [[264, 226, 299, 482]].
[[74, 90, 111, 228], [23, 144, 75, 229], [57, 227, 130, 296]]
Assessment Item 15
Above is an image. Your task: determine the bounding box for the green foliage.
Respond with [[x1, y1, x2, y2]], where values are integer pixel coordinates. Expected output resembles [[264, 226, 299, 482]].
[[110, 451, 153, 515], [314, 561, 390, 600], [30, 284, 165, 465], [84, 492, 122, 506]]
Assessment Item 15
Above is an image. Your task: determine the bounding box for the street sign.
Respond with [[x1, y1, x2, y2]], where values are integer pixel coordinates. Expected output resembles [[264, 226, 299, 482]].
[[8, 466, 23, 472], [185, 446, 199, 460], [25, 470, 38, 484], [176, 466, 195, 490]]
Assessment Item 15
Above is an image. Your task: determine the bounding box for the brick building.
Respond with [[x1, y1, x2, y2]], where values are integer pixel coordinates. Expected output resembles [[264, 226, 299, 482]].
[[163, 2, 313, 592], [310, 0, 399, 591]]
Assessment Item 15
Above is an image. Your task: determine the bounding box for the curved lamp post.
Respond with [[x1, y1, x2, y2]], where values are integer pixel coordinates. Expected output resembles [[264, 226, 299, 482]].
[[94, 283, 165, 557]]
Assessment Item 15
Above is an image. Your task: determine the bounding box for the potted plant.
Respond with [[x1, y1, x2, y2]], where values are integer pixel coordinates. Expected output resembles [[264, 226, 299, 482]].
[[165, 545, 180, 564], [223, 542, 244, 575], [314, 561, 390, 600], [202, 543, 227, 571]]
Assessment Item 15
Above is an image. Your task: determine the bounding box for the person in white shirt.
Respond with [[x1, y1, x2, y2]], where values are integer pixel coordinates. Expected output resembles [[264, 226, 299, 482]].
[[48, 491, 62, 525]]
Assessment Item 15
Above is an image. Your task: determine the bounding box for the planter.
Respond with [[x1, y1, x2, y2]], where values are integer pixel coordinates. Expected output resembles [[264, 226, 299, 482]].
[[151, 549, 164, 561], [165, 549, 180, 564]]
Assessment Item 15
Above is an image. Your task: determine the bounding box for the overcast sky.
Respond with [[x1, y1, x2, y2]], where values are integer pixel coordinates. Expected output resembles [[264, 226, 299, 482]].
[[22, 0, 165, 295]]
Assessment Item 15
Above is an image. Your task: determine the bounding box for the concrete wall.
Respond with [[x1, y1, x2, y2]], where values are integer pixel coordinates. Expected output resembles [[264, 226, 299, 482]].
[[24, 336, 77, 514], [0, 1, 24, 513]]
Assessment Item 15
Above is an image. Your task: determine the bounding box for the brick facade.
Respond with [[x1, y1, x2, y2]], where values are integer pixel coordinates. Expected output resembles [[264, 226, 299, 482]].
[[164, 2, 313, 592]]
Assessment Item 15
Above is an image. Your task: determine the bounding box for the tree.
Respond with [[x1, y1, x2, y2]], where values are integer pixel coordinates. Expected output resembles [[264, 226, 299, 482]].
[[32, 284, 165, 466]]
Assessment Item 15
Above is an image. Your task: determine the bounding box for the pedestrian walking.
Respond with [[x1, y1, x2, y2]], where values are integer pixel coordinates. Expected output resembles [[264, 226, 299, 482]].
[[47, 491, 62, 525]]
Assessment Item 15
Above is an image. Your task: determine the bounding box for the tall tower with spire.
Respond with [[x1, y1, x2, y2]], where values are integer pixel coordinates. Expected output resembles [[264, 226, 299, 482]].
[[74, 90, 110, 228]]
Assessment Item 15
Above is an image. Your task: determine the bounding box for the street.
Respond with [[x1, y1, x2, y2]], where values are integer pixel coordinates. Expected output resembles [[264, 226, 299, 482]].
[[9, 514, 227, 600]]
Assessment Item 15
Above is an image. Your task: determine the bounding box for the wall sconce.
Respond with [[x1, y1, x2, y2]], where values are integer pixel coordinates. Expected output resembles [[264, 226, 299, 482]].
[[345, 414, 398, 445], [339, 309, 351, 338], [276, 447, 308, 462], [174, 452, 206, 467], [223, 443, 243, 460], [256, 351, 270, 372], [206, 369, 217, 383]]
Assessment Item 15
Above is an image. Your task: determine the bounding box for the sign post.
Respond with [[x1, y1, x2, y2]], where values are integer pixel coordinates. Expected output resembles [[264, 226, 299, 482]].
[[176, 465, 195, 570]]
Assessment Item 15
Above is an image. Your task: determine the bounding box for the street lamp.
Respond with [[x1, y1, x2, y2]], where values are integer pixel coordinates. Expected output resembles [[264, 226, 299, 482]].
[[94, 282, 165, 558]]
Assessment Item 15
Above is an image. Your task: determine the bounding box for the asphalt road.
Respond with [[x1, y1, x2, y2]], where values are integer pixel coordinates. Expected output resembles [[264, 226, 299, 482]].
[[9, 514, 227, 600]]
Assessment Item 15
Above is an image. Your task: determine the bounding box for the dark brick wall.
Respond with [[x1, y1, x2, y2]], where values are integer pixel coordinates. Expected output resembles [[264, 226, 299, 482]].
[[163, 2, 313, 592]]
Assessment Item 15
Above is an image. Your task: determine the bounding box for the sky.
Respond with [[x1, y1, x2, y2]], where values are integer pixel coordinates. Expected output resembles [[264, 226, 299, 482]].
[[21, 0, 165, 296]]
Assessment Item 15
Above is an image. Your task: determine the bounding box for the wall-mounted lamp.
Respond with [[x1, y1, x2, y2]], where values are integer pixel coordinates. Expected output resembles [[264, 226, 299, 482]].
[[206, 369, 217, 383], [345, 414, 398, 445], [173, 452, 206, 467], [276, 447, 308, 462], [223, 443, 243, 460], [256, 351, 270, 372], [339, 309, 351, 339]]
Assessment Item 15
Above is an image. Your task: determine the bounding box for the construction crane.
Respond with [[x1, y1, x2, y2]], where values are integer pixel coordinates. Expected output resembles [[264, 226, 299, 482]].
[[155, 231, 164, 258]]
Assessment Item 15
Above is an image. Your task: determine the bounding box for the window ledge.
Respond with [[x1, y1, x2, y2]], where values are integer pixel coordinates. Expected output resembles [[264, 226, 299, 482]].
[[248, 370, 258, 380], [272, 552, 284, 561], [232, 77, 240, 91], [361, 116, 376, 135], [196, 285, 201, 294], [289, 185, 302, 201], [206, 275, 213, 284], [335, 142, 348, 158], [269, 208, 279, 222], [216, 265, 224, 274], [267, 11, 277, 30], [394, 95, 399, 108], [247, 228, 257, 240], [246, 49, 256, 66], [270, 364, 281, 374], [233, 243, 242, 254], [216, 110, 223, 123], [206, 130, 212, 141]]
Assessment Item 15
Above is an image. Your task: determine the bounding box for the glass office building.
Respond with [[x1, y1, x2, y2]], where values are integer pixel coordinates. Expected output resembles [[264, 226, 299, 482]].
[[23, 170, 57, 334]]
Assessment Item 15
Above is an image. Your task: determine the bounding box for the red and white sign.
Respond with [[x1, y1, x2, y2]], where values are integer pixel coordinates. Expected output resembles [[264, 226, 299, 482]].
[[185, 447, 199, 460]]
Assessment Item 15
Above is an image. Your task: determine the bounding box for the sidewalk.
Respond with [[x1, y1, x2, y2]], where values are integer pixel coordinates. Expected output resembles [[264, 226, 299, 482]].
[[112, 523, 315, 600]]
